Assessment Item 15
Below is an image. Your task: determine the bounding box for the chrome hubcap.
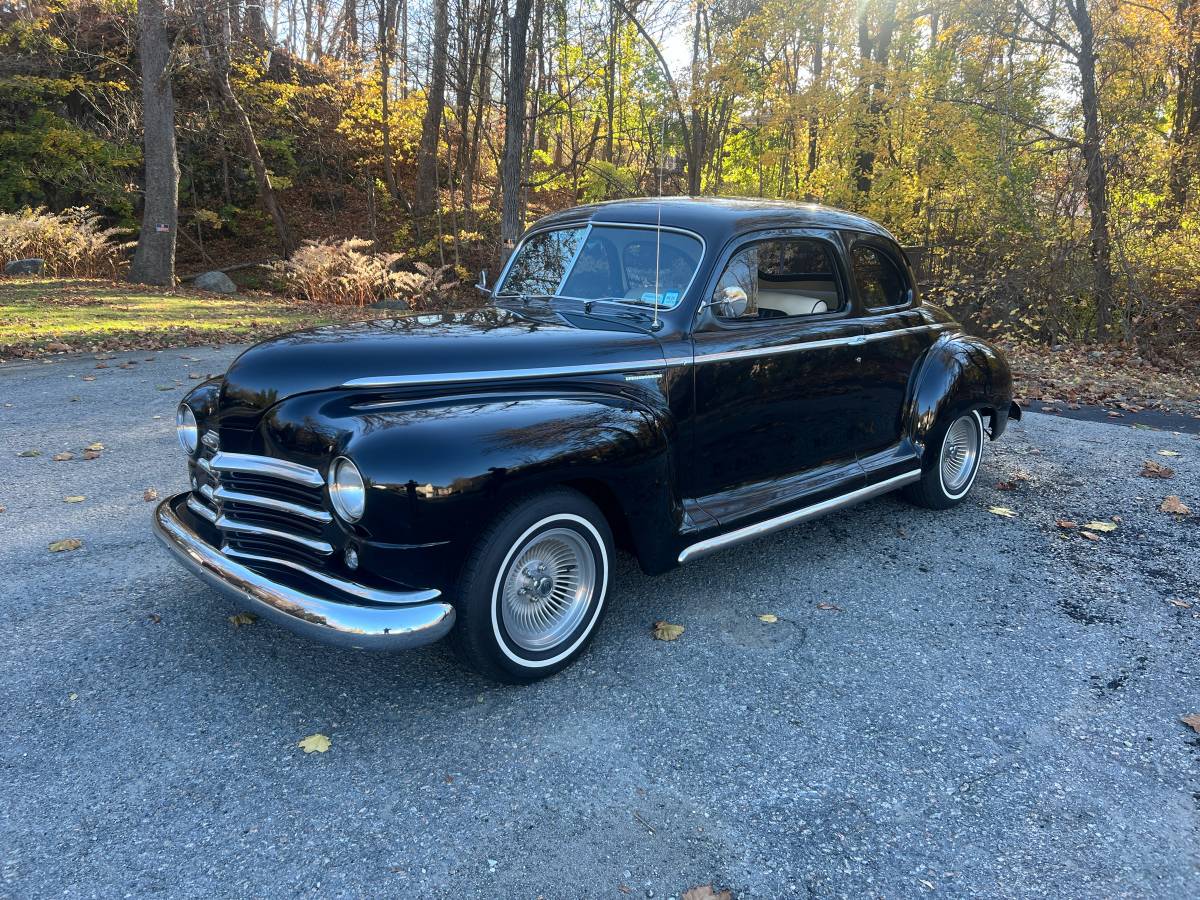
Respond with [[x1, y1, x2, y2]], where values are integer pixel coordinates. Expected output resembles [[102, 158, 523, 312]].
[[941, 413, 981, 494], [500, 527, 596, 652]]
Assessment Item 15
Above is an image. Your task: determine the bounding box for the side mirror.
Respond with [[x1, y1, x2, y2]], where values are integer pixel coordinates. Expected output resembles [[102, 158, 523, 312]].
[[475, 269, 490, 296]]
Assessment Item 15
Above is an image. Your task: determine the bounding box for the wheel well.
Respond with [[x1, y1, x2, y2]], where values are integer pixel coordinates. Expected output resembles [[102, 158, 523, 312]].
[[561, 478, 635, 553]]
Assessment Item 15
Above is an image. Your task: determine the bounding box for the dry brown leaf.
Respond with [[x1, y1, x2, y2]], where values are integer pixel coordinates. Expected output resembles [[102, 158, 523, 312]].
[[0, 505, 5, 513], [63, 495, 85, 503], [48, 538, 82, 552], [82, 449, 101, 460], [1160, 495, 1190, 515], [1181, 714, 1200, 734], [757, 613, 779, 623], [52, 451, 73, 461], [229, 612, 258, 627], [1056, 519, 1077, 529], [1140, 460, 1174, 479], [1079, 531, 1101, 542], [148, 613, 162, 623], [298, 733, 331, 753], [988, 506, 1017, 518], [1166, 598, 1193, 609], [652, 620, 685, 641], [816, 601, 843, 611], [45, 341, 70, 352], [1082, 521, 1118, 533], [143, 488, 159, 501], [81, 375, 95, 382], [995, 480, 1017, 491], [681, 887, 732, 900]]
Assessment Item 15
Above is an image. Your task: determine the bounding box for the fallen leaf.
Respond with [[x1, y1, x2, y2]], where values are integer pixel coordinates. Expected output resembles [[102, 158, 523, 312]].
[[682, 887, 732, 900], [1166, 598, 1192, 609], [652, 620, 685, 641], [1056, 519, 1077, 529], [1082, 521, 1118, 532], [148, 613, 162, 623], [143, 488, 159, 501], [188, 372, 203, 380], [85, 442, 104, 451], [68, 692, 78, 701], [1040, 405, 1056, 413], [816, 601, 843, 611], [298, 733, 331, 754], [52, 451, 73, 461], [1107, 411, 1124, 418], [1158, 450, 1181, 457], [48, 538, 82, 552], [81, 375, 95, 382], [1079, 531, 1101, 542], [1140, 460, 1174, 479], [17, 449, 41, 458], [229, 612, 258, 627], [82, 449, 101, 460], [988, 506, 1017, 518], [1182, 714, 1200, 734], [0, 505, 5, 513], [995, 480, 1018, 491], [757, 613, 779, 623], [63, 495, 85, 503], [1160, 495, 1190, 515]]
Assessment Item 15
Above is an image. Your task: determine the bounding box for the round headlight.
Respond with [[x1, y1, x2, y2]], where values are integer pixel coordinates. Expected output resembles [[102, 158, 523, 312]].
[[176, 404, 198, 455], [328, 457, 366, 522]]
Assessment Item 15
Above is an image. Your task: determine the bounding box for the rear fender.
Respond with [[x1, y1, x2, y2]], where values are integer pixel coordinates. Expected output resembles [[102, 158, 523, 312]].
[[905, 332, 1016, 455]]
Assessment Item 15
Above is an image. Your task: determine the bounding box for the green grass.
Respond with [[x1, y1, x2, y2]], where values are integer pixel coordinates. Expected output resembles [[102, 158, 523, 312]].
[[0, 277, 367, 358]]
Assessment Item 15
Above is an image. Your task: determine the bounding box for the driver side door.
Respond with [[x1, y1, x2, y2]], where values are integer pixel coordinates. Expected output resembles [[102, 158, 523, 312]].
[[687, 230, 867, 523]]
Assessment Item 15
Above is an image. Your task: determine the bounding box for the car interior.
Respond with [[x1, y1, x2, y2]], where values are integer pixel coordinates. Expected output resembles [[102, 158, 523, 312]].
[[712, 238, 842, 320]]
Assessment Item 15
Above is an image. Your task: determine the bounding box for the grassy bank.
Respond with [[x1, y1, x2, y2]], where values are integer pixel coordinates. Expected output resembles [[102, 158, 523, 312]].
[[0, 278, 374, 360]]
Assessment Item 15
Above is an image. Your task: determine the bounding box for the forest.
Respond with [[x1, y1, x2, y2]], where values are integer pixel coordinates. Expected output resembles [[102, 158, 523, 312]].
[[1, 0, 1199, 351]]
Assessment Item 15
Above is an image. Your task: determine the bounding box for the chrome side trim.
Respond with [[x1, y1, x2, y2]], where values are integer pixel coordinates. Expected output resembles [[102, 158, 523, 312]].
[[197, 456, 214, 476], [343, 357, 681, 389], [340, 324, 949, 389], [213, 486, 333, 524], [199, 482, 215, 501], [692, 324, 949, 365], [186, 494, 217, 523], [215, 515, 334, 554], [221, 546, 422, 604], [154, 495, 452, 651], [678, 470, 921, 564], [210, 451, 324, 488]]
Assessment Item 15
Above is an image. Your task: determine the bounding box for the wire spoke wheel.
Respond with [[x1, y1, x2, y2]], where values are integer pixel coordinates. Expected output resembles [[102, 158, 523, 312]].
[[940, 413, 982, 495], [499, 527, 597, 653]]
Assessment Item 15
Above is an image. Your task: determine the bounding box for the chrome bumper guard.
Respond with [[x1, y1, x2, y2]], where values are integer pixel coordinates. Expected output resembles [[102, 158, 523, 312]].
[[154, 493, 455, 650]]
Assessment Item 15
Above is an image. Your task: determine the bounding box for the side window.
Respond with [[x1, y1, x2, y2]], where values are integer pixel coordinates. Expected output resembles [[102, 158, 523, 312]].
[[710, 238, 841, 321], [850, 244, 910, 310]]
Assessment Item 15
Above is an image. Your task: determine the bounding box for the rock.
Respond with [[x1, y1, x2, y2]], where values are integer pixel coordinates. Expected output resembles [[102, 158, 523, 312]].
[[192, 270, 237, 294], [4, 258, 45, 276]]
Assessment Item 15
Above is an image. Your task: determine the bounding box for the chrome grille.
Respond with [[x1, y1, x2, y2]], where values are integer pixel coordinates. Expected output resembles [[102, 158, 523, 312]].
[[188, 432, 335, 569]]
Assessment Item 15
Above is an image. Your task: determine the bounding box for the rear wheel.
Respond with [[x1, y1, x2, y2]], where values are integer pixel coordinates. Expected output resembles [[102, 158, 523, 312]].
[[451, 488, 613, 683], [903, 408, 985, 509]]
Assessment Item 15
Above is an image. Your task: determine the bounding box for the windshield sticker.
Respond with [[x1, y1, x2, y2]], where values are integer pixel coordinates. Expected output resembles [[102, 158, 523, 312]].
[[640, 291, 681, 307]]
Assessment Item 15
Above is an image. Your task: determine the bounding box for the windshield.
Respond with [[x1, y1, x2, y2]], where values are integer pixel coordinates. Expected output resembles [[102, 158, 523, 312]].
[[497, 225, 703, 310]]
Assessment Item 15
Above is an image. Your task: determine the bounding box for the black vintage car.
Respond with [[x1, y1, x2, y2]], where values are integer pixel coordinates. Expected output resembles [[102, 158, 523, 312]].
[[156, 198, 1020, 682]]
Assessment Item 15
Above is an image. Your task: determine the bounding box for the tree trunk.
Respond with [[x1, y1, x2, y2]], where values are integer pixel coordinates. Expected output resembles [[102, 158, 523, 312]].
[[853, 0, 897, 195], [378, 0, 401, 198], [499, 0, 533, 260], [1169, 0, 1200, 206], [1068, 0, 1113, 336], [413, 0, 451, 217], [128, 0, 179, 287]]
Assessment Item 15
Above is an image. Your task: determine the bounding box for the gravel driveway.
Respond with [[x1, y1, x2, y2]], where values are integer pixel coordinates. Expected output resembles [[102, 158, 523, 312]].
[[1, 346, 1198, 899]]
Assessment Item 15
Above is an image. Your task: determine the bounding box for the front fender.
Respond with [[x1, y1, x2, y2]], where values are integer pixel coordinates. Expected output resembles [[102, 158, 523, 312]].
[[905, 332, 1016, 455], [338, 391, 679, 583]]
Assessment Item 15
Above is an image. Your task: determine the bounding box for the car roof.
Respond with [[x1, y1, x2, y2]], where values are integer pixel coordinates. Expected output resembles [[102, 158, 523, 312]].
[[528, 196, 898, 246]]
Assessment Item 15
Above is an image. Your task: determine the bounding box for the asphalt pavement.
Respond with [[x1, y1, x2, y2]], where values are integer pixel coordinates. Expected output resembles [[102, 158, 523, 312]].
[[1, 345, 1198, 899]]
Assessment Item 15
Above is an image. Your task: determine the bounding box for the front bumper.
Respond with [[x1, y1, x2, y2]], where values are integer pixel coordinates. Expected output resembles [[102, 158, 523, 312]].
[[153, 493, 455, 650]]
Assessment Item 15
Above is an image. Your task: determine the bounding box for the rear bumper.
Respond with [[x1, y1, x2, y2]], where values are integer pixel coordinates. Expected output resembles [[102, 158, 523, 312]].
[[153, 494, 455, 650]]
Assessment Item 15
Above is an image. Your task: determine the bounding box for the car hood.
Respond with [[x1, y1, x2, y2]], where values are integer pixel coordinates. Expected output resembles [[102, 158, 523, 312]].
[[218, 305, 665, 425]]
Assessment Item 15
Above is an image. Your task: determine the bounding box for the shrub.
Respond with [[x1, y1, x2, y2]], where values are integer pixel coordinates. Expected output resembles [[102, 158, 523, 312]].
[[0, 207, 131, 277], [275, 238, 458, 307]]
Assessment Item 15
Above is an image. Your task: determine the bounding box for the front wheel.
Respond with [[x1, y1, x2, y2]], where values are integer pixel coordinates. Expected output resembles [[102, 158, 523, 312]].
[[450, 488, 613, 683], [903, 408, 986, 509]]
